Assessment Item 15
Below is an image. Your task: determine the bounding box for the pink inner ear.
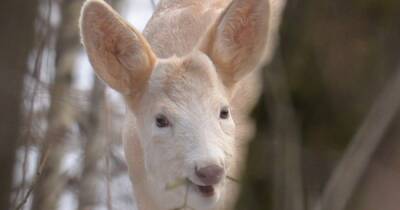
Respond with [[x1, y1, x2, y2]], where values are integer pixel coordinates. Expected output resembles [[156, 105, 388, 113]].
[[233, 18, 256, 46], [115, 39, 140, 71], [222, 3, 258, 47], [98, 23, 122, 52], [81, 0, 156, 96]]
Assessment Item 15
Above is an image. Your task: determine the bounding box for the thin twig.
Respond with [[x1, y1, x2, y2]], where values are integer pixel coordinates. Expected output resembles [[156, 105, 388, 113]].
[[105, 97, 113, 210], [14, 185, 36, 210], [106, 154, 113, 210], [150, 0, 157, 10], [36, 144, 51, 176], [14, 142, 52, 210]]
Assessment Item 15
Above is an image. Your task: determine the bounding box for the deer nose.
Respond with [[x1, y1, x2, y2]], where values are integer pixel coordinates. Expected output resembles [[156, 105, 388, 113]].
[[195, 165, 224, 185]]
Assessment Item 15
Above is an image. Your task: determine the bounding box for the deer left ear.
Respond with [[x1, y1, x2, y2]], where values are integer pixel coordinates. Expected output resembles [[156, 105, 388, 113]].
[[80, 0, 156, 96], [198, 0, 270, 90]]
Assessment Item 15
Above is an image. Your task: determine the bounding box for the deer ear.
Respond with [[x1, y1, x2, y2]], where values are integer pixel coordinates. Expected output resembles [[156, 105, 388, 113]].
[[80, 0, 156, 95], [199, 0, 269, 90]]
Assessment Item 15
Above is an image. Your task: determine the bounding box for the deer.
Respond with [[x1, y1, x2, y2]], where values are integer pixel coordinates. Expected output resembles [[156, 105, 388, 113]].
[[79, 0, 277, 209]]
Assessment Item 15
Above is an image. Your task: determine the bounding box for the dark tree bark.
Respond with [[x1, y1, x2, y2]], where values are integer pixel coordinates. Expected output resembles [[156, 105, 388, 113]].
[[266, 56, 304, 210], [0, 1, 38, 209]]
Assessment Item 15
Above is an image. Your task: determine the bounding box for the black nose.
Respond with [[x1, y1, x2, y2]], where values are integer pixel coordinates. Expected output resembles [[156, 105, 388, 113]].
[[195, 165, 224, 185]]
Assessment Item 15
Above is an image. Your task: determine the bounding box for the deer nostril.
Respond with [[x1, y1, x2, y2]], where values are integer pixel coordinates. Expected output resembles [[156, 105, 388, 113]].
[[195, 165, 224, 185]]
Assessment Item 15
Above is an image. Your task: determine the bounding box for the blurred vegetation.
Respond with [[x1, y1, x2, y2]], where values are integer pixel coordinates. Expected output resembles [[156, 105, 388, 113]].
[[283, 0, 400, 151], [2, 0, 131, 210], [236, 0, 400, 210]]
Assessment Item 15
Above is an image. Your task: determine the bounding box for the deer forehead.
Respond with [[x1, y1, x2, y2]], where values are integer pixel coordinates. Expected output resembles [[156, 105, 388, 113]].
[[146, 52, 228, 106]]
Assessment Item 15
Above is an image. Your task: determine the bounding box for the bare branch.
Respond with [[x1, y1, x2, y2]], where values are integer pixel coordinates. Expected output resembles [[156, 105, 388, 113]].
[[14, 185, 35, 210], [31, 0, 83, 209], [150, 0, 157, 10], [314, 67, 400, 210], [77, 77, 107, 210]]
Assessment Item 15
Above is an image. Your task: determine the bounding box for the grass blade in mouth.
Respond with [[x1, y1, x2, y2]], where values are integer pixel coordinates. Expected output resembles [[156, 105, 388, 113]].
[[165, 178, 188, 191], [169, 181, 195, 210]]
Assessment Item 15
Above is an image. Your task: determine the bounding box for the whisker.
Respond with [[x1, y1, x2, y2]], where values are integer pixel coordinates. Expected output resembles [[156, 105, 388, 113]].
[[226, 175, 240, 184], [223, 149, 233, 157]]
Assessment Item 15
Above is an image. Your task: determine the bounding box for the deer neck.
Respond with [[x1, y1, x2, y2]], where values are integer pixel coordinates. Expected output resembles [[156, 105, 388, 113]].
[[123, 113, 161, 210]]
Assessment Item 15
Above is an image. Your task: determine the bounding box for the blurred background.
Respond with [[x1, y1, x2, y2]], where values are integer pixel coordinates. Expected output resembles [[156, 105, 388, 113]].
[[0, 0, 399, 210], [2, 0, 154, 210]]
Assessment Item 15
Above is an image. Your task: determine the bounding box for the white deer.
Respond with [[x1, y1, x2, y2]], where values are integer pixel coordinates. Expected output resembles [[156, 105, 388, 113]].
[[80, 0, 283, 209]]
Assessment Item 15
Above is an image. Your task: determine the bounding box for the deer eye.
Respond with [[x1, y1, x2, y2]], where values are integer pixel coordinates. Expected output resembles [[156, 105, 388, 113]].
[[219, 107, 230, 119], [155, 114, 170, 128]]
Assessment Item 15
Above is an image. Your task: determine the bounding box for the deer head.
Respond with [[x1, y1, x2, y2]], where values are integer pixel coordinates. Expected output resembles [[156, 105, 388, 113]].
[[80, 0, 269, 209]]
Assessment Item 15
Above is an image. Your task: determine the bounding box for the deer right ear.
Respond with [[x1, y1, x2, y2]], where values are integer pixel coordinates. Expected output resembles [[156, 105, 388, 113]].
[[198, 0, 269, 91], [80, 0, 156, 95]]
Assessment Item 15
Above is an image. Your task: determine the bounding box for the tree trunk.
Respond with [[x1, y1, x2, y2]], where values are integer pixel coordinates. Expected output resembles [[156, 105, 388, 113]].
[[77, 77, 107, 210], [32, 0, 82, 209], [266, 56, 304, 210], [0, 0, 38, 209]]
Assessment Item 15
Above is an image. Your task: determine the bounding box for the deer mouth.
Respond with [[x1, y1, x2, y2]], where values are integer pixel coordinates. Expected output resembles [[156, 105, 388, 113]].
[[188, 179, 216, 197], [197, 185, 215, 197]]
